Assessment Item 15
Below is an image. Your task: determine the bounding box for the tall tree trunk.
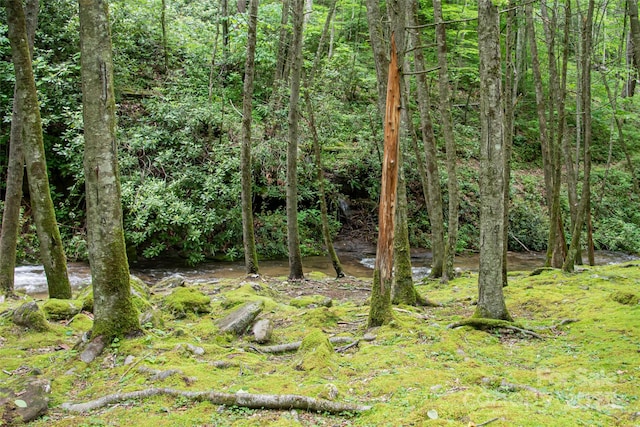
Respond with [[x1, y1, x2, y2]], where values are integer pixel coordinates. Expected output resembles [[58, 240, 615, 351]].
[[475, 0, 511, 321], [408, 0, 445, 279], [6, 0, 72, 300], [79, 0, 141, 338], [241, 0, 260, 275], [628, 0, 640, 78], [563, 0, 594, 272], [501, 0, 517, 285], [368, 33, 401, 328], [286, 0, 305, 280], [0, 0, 38, 297], [304, 0, 344, 278], [268, 0, 292, 129], [433, 0, 459, 284], [364, 0, 388, 117], [392, 150, 416, 305], [161, 0, 168, 73]]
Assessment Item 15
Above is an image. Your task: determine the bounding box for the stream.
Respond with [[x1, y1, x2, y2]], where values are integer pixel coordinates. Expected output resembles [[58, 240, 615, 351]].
[[12, 241, 639, 297]]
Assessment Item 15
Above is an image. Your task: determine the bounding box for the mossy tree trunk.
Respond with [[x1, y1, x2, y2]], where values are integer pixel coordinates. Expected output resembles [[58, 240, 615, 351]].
[[368, 33, 401, 328], [563, 0, 594, 273], [79, 0, 141, 339], [286, 0, 305, 280], [6, 0, 72, 300], [240, 0, 260, 275], [432, 0, 459, 283], [475, 0, 511, 321], [408, 0, 445, 279], [0, 0, 38, 297], [392, 156, 416, 306]]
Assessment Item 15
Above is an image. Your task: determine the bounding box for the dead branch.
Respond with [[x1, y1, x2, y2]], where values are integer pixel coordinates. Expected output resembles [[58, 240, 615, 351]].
[[248, 336, 375, 354], [137, 367, 183, 381], [60, 388, 372, 414], [446, 318, 547, 339]]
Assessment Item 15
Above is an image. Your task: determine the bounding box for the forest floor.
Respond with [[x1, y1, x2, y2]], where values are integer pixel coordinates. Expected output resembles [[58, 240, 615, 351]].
[[1, 260, 640, 426]]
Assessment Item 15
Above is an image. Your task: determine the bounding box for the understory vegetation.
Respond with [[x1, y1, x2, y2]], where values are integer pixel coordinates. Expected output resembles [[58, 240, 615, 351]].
[[1, 0, 639, 266], [1, 261, 639, 426]]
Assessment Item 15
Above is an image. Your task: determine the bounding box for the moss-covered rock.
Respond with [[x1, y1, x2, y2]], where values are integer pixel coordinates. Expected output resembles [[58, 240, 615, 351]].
[[67, 312, 93, 332], [610, 291, 639, 305], [164, 287, 211, 318], [295, 328, 335, 372], [0, 376, 51, 424], [42, 299, 83, 321], [221, 283, 278, 311], [216, 301, 263, 335], [12, 301, 49, 331], [290, 295, 333, 308]]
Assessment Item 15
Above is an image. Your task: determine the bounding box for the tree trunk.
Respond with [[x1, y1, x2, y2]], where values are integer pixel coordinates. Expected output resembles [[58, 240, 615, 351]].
[[368, 33, 401, 328], [433, 0, 459, 284], [475, 0, 511, 321], [286, 0, 305, 280], [304, 0, 344, 278], [79, 0, 141, 338], [161, 0, 168, 73], [268, 0, 292, 128], [628, 0, 640, 78], [241, 0, 260, 275], [407, 0, 445, 279], [364, 0, 388, 117], [0, 0, 38, 297], [6, 0, 72, 300], [563, 0, 594, 273]]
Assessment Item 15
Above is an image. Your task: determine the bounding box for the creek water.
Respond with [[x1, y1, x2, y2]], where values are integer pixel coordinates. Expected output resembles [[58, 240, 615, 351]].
[[13, 241, 639, 297]]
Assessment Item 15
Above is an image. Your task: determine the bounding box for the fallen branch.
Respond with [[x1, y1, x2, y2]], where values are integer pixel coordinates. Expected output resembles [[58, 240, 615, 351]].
[[249, 335, 374, 354], [335, 340, 360, 353], [446, 318, 546, 339], [138, 367, 183, 381], [60, 388, 371, 414]]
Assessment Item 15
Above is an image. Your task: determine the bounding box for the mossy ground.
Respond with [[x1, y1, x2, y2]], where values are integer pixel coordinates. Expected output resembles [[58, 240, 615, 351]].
[[1, 262, 639, 426]]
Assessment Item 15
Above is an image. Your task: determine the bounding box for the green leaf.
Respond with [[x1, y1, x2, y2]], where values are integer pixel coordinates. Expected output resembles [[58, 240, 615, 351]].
[[427, 409, 438, 419], [14, 399, 28, 408]]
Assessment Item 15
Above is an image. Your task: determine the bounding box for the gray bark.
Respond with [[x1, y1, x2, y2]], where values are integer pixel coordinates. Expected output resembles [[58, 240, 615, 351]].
[[286, 0, 305, 279], [241, 0, 260, 275], [6, 0, 72, 299], [475, 0, 511, 321], [79, 0, 140, 338]]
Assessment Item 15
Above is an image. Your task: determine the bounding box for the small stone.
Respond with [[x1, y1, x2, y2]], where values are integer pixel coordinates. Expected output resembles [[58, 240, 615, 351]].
[[124, 355, 136, 366], [430, 384, 443, 392], [363, 332, 377, 342], [186, 343, 205, 356], [252, 319, 273, 343]]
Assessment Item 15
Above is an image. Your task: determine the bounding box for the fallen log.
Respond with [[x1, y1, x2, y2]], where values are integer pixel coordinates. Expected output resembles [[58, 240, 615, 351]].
[[60, 388, 371, 414], [249, 335, 375, 354]]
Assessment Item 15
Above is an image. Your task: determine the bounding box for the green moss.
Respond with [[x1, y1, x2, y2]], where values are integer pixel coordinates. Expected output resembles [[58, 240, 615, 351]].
[[220, 283, 278, 311], [67, 313, 93, 332], [296, 328, 335, 372], [42, 298, 83, 321], [12, 301, 50, 332], [610, 291, 639, 305], [289, 294, 332, 308], [164, 287, 211, 318]]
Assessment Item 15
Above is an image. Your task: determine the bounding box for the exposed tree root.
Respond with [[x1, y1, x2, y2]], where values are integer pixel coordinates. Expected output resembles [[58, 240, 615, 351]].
[[60, 388, 372, 414], [446, 318, 546, 339], [248, 335, 375, 354]]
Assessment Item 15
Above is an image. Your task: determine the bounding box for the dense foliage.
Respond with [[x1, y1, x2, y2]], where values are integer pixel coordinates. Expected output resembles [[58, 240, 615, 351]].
[[1, 0, 639, 265]]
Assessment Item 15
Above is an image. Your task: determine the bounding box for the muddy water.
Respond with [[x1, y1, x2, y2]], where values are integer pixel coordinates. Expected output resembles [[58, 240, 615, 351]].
[[13, 241, 639, 297]]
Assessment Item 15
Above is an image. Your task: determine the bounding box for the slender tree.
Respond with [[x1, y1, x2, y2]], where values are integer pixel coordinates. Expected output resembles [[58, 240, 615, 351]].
[[241, 0, 260, 275], [475, 0, 511, 321], [0, 0, 38, 297], [79, 0, 141, 338], [286, 0, 305, 279], [6, 0, 72, 299], [304, 0, 344, 278], [432, 0, 459, 283]]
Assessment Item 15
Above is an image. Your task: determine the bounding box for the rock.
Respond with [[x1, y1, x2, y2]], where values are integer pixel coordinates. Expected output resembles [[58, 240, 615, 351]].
[[216, 301, 263, 335], [139, 309, 164, 329], [252, 319, 273, 343], [80, 335, 106, 363], [0, 376, 51, 424], [12, 302, 49, 331], [124, 355, 136, 366], [164, 287, 211, 318], [186, 343, 205, 356], [289, 295, 333, 308], [154, 274, 186, 290], [42, 298, 82, 321]]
